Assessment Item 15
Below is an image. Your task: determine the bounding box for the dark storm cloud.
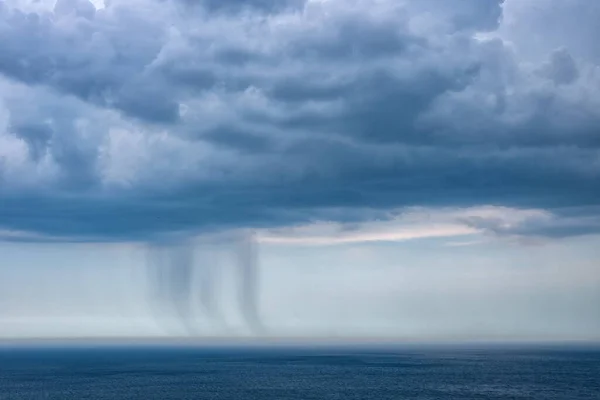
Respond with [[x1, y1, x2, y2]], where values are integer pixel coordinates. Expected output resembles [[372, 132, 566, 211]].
[[0, 0, 599, 241]]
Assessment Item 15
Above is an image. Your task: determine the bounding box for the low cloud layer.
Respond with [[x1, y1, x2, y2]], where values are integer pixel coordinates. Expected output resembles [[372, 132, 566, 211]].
[[0, 0, 599, 241]]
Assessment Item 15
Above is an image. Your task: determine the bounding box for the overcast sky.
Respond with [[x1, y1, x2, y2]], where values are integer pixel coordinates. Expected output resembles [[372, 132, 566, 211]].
[[0, 0, 599, 341]]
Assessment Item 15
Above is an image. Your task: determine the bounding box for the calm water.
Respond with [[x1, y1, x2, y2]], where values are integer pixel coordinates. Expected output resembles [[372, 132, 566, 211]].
[[0, 344, 598, 399]]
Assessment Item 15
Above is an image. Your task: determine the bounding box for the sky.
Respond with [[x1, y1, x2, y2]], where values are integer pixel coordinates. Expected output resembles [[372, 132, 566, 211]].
[[0, 0, 599, 341]]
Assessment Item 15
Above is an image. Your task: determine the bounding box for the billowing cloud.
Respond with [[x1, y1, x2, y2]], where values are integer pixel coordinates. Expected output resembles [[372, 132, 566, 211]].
[[0, 0, 598, 241]]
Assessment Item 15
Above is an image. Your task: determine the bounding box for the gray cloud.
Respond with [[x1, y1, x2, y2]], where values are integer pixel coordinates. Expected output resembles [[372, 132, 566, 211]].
[[0, 0, 599, 241], [188, 0, 305, 13], [501, 0, 600, 63]]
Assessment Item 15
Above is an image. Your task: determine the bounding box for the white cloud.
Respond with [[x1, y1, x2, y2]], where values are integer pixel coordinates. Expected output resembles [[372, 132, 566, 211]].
[[257, 206, 542, 245]]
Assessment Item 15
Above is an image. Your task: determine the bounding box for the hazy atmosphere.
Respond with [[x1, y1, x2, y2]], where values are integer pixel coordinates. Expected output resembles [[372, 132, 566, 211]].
[[0, 0, 599, 341]]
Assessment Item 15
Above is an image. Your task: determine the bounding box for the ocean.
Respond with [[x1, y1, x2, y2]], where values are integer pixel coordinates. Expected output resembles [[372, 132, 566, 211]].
[[0, 343, 598, 399]]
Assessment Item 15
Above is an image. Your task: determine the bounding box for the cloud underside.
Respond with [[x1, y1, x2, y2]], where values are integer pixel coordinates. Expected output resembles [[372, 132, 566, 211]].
[[0, 0, 599, 241]]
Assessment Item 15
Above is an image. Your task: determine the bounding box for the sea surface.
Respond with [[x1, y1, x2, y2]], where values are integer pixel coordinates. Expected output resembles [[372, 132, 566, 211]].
[[0, 343, 599, 399]]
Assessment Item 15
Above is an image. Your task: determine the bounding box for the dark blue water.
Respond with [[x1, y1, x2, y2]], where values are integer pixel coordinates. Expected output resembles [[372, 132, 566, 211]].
[[0, 344, 598, 399]]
